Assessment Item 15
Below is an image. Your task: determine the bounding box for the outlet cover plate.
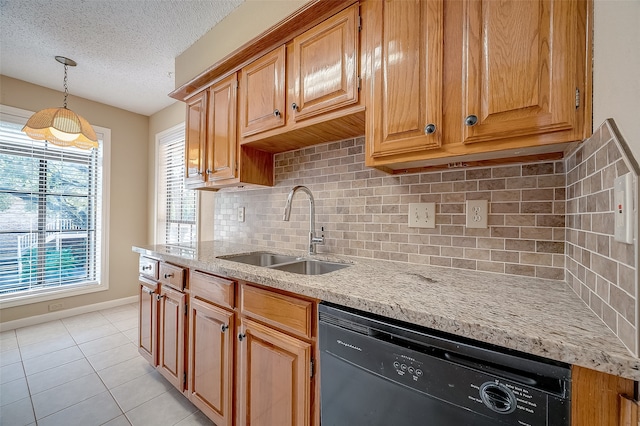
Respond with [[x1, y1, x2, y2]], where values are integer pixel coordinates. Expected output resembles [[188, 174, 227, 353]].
[[409, 203, 436, 228], [238, 207, 245, 223], [466, 200, 488, 229]]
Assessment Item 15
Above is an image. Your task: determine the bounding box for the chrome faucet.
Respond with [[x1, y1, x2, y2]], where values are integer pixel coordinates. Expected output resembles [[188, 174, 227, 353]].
[[283, 185, 324, 255]]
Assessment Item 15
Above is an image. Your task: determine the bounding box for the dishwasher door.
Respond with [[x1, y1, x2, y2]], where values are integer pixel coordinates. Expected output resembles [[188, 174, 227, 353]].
[[319, 303, 570, 426]]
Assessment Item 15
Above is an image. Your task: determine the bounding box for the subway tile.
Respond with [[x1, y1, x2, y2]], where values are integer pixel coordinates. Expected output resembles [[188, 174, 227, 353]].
[[505, 264, 536, 277], [522, 163, 555, 176]]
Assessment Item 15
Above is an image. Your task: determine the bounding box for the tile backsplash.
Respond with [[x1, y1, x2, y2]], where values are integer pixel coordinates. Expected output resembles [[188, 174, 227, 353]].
[[215, 138, 567, 280], [565, 120, 639, 355]]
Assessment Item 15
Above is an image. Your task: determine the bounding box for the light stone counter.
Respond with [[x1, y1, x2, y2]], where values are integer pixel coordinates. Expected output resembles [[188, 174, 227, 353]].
[[133, 240, 640, 381]]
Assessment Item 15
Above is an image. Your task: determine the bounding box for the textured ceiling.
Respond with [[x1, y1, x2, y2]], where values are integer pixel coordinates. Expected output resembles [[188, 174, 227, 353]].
[[0, 0, 244, 116]]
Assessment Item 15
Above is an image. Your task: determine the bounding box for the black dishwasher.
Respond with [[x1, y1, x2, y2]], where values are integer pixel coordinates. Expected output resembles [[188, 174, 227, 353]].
[[319, 302, 571, 426]]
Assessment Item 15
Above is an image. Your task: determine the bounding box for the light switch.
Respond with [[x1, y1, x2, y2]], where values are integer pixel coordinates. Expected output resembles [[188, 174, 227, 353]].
[[408, 203, 436, 228], [614, 173, 633, 244]]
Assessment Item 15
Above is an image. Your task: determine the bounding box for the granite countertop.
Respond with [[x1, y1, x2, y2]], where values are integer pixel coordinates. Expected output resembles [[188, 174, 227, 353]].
[[133, 240, 640, 381]]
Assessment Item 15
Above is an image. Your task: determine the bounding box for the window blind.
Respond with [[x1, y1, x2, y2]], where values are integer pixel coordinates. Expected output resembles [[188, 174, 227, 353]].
[[157, 126, 197, 246], [0, 114, 103, 296]]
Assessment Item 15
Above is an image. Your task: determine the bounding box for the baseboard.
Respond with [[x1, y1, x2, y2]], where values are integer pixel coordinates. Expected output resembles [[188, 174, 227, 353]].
[[0, 296, 138, 332]]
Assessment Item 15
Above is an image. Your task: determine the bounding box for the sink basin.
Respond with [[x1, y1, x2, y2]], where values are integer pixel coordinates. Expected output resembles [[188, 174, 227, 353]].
[[218, 252, 300, 267], [219, 252, 350, 275], [269, 260, 350, 275]]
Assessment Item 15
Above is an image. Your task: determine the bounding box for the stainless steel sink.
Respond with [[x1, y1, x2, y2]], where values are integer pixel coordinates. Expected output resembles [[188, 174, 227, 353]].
[[218, 252, 300, 267], [269, 260, 350, 275], [218, 252, 350, 275]]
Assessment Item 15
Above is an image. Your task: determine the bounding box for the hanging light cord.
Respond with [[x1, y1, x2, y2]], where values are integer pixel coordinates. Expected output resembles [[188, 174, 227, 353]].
[[62, 64, 69, 109]]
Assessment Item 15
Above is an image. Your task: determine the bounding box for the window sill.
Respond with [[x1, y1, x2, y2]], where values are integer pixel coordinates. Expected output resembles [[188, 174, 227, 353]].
[[0, 281, 109, 309]]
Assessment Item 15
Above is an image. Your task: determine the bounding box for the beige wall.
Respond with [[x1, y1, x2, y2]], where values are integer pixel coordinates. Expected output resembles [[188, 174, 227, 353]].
[[593, 0, 640, 161], [0, 75, 149, 323], [175, 0, 312, 88]]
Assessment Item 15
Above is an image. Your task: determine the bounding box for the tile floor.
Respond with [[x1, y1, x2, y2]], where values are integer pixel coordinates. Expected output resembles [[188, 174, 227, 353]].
[[0, 303, 214, 426]]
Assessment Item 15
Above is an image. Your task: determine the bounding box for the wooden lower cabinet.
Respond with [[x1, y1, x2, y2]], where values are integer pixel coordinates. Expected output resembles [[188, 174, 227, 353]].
[[188, 298, 235, 426], [237, 317, 313, 426], [138, 277, 159, 366], [158, 284, 187, 391]]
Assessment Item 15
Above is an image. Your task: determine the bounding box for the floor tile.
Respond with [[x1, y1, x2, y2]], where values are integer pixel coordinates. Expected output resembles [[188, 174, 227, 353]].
[[0, 335, 18, 352], [22, 346, 84, 376], [69, 323, 120, 344], [122, 327, 138, 344], [32, 373, 107, 419], [102, 414, 132, 426], [16, 321, 69, 347], [37, 391, 122, 426], [0, 361, 25, 384], [101, 306, 138, 324], [19, 334, 76, 360], [125, 388, 198, 426], [0, 348, 21, 367], [174, 410, 215, 426], [97, 356, 155, 389], [0, 396, 35, 426], [26, 358, 94, 395], [0, 377, 29, 406], [110, 370, 173, 412], [86, 342, 140, 371], [62, 312, 111, 332], [79, 333, 131, 357], [111, 316, 138, 332], [0, 330, 16, 341]]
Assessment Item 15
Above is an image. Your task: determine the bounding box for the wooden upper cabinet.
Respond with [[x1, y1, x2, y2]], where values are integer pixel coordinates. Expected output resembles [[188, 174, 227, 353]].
[[239, 46, 286, 138], [185, 91, 207, 185], [291, 3, 359, 122], [206, 73, 238, 183], [461, 0, 580, 144], [364, 0, 444, 160]]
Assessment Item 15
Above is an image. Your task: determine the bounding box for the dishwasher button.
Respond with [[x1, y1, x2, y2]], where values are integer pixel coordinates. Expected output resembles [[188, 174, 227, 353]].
[[401, 364, 407, 371], [416, 369, 423, 376], [393, 361, 400, 369], [408, 367, 415, 374]]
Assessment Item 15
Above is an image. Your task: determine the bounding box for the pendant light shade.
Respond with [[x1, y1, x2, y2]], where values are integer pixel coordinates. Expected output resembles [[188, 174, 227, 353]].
[[21, 56, 98, 150]]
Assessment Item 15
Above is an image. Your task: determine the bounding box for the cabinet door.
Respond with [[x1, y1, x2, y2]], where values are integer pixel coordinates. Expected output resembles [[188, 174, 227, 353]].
[[239, 46, 286, 137], [189, 298, 234, 426], [237, 318, 312, 426], [185, 91, 207, 185], [206, 74, 238, 183], [138, 278, 158, 366], [462, 0, 579, 144], [291, 4, 359, 122], [158, 284, 186, 391], [365, 0, 443, 159]]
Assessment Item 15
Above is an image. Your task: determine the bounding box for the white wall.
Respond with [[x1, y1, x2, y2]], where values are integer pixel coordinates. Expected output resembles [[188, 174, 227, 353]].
[[593, 0, 640, 161]]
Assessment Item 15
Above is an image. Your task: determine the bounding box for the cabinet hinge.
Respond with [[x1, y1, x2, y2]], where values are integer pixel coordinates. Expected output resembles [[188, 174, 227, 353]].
[[234, 80, 239, 90], [357, 15, 362, 32], [310, 359, 314, 378], [185, 303, 188, 315], [575, 88, 580, 109], [183, 372, 187, 386], [357, 76, 362, 91]]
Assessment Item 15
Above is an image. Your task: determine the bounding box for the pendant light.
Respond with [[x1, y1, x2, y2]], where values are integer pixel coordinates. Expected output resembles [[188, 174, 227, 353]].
[[22, 56, 98, 150]]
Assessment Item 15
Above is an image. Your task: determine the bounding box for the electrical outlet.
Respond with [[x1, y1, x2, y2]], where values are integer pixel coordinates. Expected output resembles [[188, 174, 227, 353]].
[[408, 203, 436, 228], [614, 173, 633, 244], [48, 302, 64, 312], [237, 207, 245, 223], [466, 200, 488, 229]]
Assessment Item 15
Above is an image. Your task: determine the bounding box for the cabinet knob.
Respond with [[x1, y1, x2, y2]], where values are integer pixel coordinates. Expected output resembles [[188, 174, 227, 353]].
[[164, 273, 174, 279], [220, 324, 229, 333], [238, 333, 246, 342], [424, 124, 436, 135], [465, 115, 478, 126], [156, 294, 164, 301], [291, 103, 299, 112], [273, 109, 281, 117], [206, 169, 212, 175], [141, 265, 151, 271]]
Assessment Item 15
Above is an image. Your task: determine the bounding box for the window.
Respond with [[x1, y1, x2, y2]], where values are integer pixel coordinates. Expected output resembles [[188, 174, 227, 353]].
[[0, 105, 109, 305], [156, 124, 197, 246]]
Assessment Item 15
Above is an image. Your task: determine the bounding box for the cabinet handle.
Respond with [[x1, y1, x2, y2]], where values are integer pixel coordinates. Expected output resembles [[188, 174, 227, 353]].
[[196, 170, 203, 176], [156, 294, 164, 301], [142, 287, 154, 295], [164, 273, 174, 279], [238, 333, 246, 342], [424, 124, 436, 135], [291, 103, 299, 112], [205, 169, 212, 174], [465, 115, 478, 126], [273, 109, 281, 117], [220, 324, 229, 333], [141, 265, 152, 271]]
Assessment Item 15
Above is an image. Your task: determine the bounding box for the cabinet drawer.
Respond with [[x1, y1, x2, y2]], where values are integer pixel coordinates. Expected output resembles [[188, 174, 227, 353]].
[[240, 284, 314, 339], [139, 256, 159, 280], [159, 263, 186, 291], [190, 271, 235, 309]]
